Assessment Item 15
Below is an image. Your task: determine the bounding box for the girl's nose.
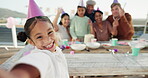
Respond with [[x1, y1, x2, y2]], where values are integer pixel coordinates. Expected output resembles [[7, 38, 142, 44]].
[[43, 36, 52, 43]]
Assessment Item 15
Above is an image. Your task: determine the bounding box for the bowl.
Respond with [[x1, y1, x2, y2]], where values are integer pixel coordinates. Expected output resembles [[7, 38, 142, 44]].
[[85, 42, 100, 49], [70, 44, 86, 51], [101, 43, 112, 49], [128, 41, 146, 49]]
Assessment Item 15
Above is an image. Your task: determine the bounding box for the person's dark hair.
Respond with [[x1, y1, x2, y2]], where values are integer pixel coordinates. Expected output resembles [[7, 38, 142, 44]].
[[17, 16, 53, 42], [93, 10, 103, 22], [111, 3, 121, 8], [75, 6, 86, 16], [59, 13, 69, 25], [17, 32, 27, 42], [94, 10, 103, 15]]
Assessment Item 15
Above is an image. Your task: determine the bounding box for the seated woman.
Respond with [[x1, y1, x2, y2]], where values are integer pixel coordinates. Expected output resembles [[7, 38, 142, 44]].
[[53, 8, 71, 41], [90, 8, 118, 41]]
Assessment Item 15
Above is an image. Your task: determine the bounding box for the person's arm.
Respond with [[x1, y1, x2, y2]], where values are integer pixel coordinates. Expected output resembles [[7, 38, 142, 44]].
[[70, 17, 77, 41], [88, 19, 95, 35], [0, 69, 15, 78], [120, 13, 134, 39], [52, 8, 62, 32], [0, 64, 40, 78], [0, 44, 34, 71], [11, 64, 40, 78], [8, 52, 52, 78], [118, 6, 134, 34]]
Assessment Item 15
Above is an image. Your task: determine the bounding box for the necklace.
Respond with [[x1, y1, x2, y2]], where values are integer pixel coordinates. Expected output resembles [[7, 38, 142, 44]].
[[99, 29, 103, 32], [98, 25, 103, 32]]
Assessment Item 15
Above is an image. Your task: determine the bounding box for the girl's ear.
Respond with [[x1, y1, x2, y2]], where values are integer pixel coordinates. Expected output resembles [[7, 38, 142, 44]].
[[27, 39, 35, 46]]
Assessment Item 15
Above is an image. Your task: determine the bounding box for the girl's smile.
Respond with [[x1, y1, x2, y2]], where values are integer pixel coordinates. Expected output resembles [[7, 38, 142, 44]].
[[29, 21, 57, 52]]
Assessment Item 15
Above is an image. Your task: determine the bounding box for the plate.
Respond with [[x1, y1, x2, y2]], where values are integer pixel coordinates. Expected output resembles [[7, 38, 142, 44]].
[[101, 43, 112, 49], [70, 44, 86, 51], [85, 42, 100, 49]]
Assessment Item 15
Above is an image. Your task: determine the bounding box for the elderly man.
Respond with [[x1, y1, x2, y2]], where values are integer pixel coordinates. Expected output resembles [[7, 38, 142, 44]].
[[106, 0, 134, 40], [86, 0, 96, 22]]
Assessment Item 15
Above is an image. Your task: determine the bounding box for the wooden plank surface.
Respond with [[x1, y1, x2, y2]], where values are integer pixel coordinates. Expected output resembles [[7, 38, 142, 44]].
[[0, 45, 148, 76], [65, 53, 148, 76]]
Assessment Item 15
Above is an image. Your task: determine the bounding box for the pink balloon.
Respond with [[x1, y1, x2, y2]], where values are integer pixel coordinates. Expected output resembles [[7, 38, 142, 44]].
[[6, 17, 16, 28]]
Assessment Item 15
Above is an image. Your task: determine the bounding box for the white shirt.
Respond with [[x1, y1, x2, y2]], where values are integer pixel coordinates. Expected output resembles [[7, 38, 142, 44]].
[[56, 25, 70, 41], [0, 44, 34, 70], [10, 47, 69, 78]]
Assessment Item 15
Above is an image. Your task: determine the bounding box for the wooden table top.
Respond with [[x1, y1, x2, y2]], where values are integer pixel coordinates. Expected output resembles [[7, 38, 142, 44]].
[[62, 44, 148, 76], [65, 53, 148, 76]]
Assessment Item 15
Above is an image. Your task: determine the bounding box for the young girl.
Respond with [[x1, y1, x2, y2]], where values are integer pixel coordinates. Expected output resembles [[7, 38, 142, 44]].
[[70, 5, 91, 42], [53, 8, 71, 41], [90, 9, 118, 41], [0, 16, 69, 78]]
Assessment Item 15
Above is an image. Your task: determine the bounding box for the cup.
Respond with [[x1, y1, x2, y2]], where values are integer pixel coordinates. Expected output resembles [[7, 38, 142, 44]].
[[111, 38, 118, 46], [91, 38, 97, 42], [84, 34, 94, 43], [62, 39, 69, 46], [132, 48, 140, 56]]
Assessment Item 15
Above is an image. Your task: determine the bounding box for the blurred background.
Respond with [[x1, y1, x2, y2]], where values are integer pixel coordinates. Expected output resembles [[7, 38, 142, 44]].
[[0, 0, 148, 46]]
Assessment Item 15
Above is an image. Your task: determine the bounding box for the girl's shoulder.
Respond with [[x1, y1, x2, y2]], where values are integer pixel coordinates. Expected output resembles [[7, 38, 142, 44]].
[[84, 16, 90, 19], [71, 16, 77, 21]]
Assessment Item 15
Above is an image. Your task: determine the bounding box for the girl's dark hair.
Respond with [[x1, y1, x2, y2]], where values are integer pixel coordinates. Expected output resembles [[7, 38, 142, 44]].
[[17, 32, 27, 42], [59, 13, 69, 25], [17, 16, 53, 42], [75, 6, 86, 16]]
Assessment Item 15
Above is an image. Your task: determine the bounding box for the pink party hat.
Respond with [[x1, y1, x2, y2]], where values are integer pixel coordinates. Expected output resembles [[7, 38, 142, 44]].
[[113, 0, 119, 3], [78, 0, 85, 7], [27, 0, 44, 19], [95, 7, 103, 14], [97, 7, 100, 11]]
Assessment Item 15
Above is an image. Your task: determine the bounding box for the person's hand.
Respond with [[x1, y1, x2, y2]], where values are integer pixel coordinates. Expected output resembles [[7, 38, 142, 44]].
[[118, 6, 125, 17], [113, 18, 119, 27], [57, 8, 62, 14], [88, 19, 93, 26], [72, 38, 80, 42], [72, 39, 76, 42], [0, 69, 16, 78]]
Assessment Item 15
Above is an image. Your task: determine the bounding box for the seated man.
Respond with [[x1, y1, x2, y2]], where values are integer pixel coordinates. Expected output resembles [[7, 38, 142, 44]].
[[106, 0, 134, 40]]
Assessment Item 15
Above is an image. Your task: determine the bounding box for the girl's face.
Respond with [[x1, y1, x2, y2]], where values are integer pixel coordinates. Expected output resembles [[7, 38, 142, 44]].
[[29, 21, 57, 52], [61, 15, 70, 27], [77, 7, 86, 17], [111, 5, 120, 17], [95, 12, 103, 23]]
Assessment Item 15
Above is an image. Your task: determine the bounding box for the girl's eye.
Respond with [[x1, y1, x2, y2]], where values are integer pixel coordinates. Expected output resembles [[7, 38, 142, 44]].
[[48, 31, 53, 35], [36, 36, 42, 39]]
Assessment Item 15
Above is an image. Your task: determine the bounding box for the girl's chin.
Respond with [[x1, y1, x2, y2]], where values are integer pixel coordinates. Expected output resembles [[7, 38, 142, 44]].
[[46, 44, 56, 52], [40, 43, 56, 52]]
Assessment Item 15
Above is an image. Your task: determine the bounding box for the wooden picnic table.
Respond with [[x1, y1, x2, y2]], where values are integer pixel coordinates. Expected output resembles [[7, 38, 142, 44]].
[[0, 44, 148, 77], [62, 45, 148, 77]]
